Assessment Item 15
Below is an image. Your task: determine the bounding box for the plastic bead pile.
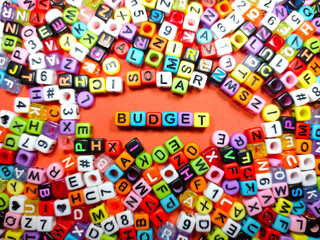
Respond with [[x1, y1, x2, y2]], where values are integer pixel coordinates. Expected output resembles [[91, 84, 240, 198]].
[[0, 0, 320, 239]]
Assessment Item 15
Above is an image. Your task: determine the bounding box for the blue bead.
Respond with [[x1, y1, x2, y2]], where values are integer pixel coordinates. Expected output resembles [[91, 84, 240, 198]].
[[160, 193, 180, 212], [130, 112, 146, 127], [1, 75, 22, 94], [311, 124, 320, 140], [303, 185, 320, 203], [64, 233, 78, 240], [271, 214, 290, 233], [12, 164, 29, 182], [240, 215, 261, 237], [239, 180, 257, 196], [286, 34, 303, 50], [158, 222, 176, 240], [104, 164, 124, 183], [196, 28, 213, 45], [72, 22, 88, 39], [11, 0, 18, 4], [317, 75, 320, 84], [0, 70, 6, 85], [270, 166, 287, 183], [163, 56, 180, 74], [242, 54, 262, 72], [126, 48, 145, 67], [291, 199, 306, 215], [0, 165, 13, 180], [137, 228, 153, 240], [308, 237, 320, 240], [162, 112, 178, 127], [298, 6, 315, 21]]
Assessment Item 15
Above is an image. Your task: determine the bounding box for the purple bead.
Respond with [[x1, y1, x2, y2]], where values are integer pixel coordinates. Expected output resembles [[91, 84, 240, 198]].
[[119, 23, 137, 43], [70, 221, 90, 240], [174, 229, 191, 239], [272, 5, 288, 21], [1, 75, 22, 94], [158, 222, 176, 240], [30, 87, 44, 103], [200, 8, 219, 29], [12, 164, 29, 181], [45, 53, 63, 71], [77, 91, 95, 109], [243, 36, 264, 55], [23, 231, 41, 240], [60, 57, 81, 74], [306, 200, 320, 218], [15, 149, 38, 167], [178, 112, 193, 127], [220, 77, 240, 97], [1, 6, 16, 22], [222, 179, 240, 195], [280, 234, 294, 240], [60, 120, 78, 135], [42, 121, 60, 139], [311, 140, 320, 155], [229, 133, 248, 150], [311, 17, 320, 35]]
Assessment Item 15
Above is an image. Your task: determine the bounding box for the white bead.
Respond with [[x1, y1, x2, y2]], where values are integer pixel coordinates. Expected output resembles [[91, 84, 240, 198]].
[[183, 13, 200, 32], [225, 11, 245, 33], [43, 85, 60, 102], [35, 134, 57, 154], [0, 22, 4, 39], [257, 0, 276, 13], [59, 88, 76, 104], [203, 182, 223, 202], [221, 218, 241, 238], [275, 0, 287, 4], [70, 42, 90, 63], [104, 18, 122, 39], [256, 173, 272, 190], [301, 170, 317, 186], [214, 38, 233, 57], [29, 53, 46, 70], [259, 12, 280, 31], [65, 172, 85, 191], [195, 213, 211, 232], [160, 164, 179, 184], [98, 181, 116, 201], [125, 0, 141, 9], [84, 170, 103, 187], [116, 210, 134, 228], [36, 69, 57, 85], [61, 104, 80, 120], [269, 54, 289, 75], [21, 215, 37, 230], [77, 155, 95, 172], [86, 223, 104, 240], [298, 154, 315, 171], [159, 21, 177, 41], [37, 216, 56, 232], [211, 19, 231, 40], [0, 110, 17, 128], [189, 71, 207, 90], [101, 216, 120, 235], [289, 88, 310, 106], [231, 0, 251, 14], [106, 77, 123, 93], [54, 198, 72, 216], [87, 16, 106, 36], [286, 168, 302, 184], [24, 36, 43, 54], [9, 194, 27, 213], [45, 9, 63, 23], [156, 0, 174, 16], [156, 71, 172, 88], [306, 82, 320, 102], [14, 97, 30, 113], [284, 11, 304, 30], [66, 0, 84, 8], [261, 121, 282, 138], [130, 5, 148, 27], [18, 133, 37, 151], [265, 138, 282, 154], [84, 187, 101, 205], [176, 211, 196, 233]]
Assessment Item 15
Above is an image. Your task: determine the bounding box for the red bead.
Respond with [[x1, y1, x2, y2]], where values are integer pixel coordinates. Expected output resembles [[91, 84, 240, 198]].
[[239, 164, 255, 181], [43, 37, 62, 55], [295, 122, 311, 139], [179, 30, 195, 48], [52, 179, 69, 199], [39, 200, 55, 216], [260, 226, 281, 240], [200, 42, 217, 59], [113, 40, 130, 58], [201, 0, 216, 8], [140, 194, 159, 214], [120, 226, 137, 240], [29, 11, 46, 26], [150, 207, 168, 227], [70, 205, 91, 221], [244, 127, 265, 143], [287, 57, 307, 76], [105, 140, 122, 156], [257, 207, 277, 227], [146, 112, 162, 127], [51, 221, 73, 240], [141, 69, 156, 85], [0, 149, 15, 165], [223, 162, 239, 180], [200, 146, 222, 168], [168, 11, 185, 29], [37, 0, 51, 11], [0, 126, 9, 143], [265, 34, 285, 52], [169, 150, 189, 170]]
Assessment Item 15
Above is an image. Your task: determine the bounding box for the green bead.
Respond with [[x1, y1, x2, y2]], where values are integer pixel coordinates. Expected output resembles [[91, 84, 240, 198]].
[[272, 22, 293, 40], [9, 117, 28, 136], [63, 7, 79, 25], [303, 37, 320, 54], [101, 233, 117, 240], [278, 44, 297, 62], [172, 0, 187, 12], [80, 31, 98, 50], [152, 180, 171, 199], [4, 134, 20, 151], [84, 0, 103, 10], [164, 135, 183, 155], [171, 77, 188, 95], [15, 9, 30, 25], [208, 226, 228, 240], [0, 179, 7, 192], [2, 35, 22, 52], [0, 192, 9, 210], [135, 152, 153, 170], [190, 156, 209, 175], [317, 176, 320, 191], [76, 123, 93, 138], [145, 49, 163, 68], [26, 119, 45, 135], [152, 146, 169, 164]]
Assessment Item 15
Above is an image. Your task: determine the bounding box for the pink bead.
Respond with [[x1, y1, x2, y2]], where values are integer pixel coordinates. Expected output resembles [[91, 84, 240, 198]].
[[242, 196, 262, 216], [58, 135, 76, 151], [268, 158, 282, 167], [105, 0, 123, 9], [205, 165, 225, 184], [21, 26, 38, 41], [244, 95, 266, 115], [133, 178, 152, 198], [211, 130, 229, 148], [272, 182, 289, 198], [11, 47, 29, 66], [18, 0, 36, 11], [279, 71, 298, 90], [46, 162, 65, 180], [27, 167, 47, 184], [4, 212, 22, 229], [219, 55, 236, 73], [93, 153, 114, 173], [304, 0, 314, 5], [289, 215, 307, 232], [78, 5, 95, 24], [257, 189, 275, 207], [123, 191, 142, 211]]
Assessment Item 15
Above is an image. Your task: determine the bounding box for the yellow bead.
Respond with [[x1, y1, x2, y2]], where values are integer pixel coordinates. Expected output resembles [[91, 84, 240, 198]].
[[261, 104, 281, 122], [193, 112, 210, 128], [246, 142, 268, 159], [230, 64, 251, 84], [5, 229, 24, 240], [59, 33, 77, 52], [229, 202, 246, 221], [165, 41, 183, 58], [207, 226, 228, 240], [290, 233, 308, 240], [291, 105, 311, 121], [115, 112, 130, 126], [273, 21, 293, 40], [177, 60, 195, 79], [297, 70, 317, 89], [187, 2, 203, 16], [89, 77, 106, 94], [141, 0, 157, 9], [114, 8, 131, 25], [24, 199, 40, 216], [179, 189, 199, 209], [230, 30, 248, 52], [279, 133, 296, 150], [272, 198, 293, 217], [102, 57, 121, 76], [196, 196, 213, 214], [7, 179, 25, 195], [90, 203, 108, 224]]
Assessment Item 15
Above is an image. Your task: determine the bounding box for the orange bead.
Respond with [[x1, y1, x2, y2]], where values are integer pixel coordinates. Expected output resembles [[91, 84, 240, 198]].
[[214, 0, 232, 18], [115, 178, 132, 195], [134, 212, 150, 230], [211, 208, 229, 227], [60, 154, 78, 172], [0, 126, 10, 142], [232, 87, 253, 106], [274, 150, 299, 169], [106, 196, 125, 215], [294, 21, 316, 41], [215, 193, 234, 212], [243, 73, 264, 91], [315, 158, 320, 175], [139, 21, 157, 39], [69, 189, 85, 207], [126, 70, 141, 88], [184, 142, 200, 159], [308, 60, 320, 76], [115, 151, 135, 171], [24, 183, 38, 199], [143, 166, 161, 185], [254, 158, 269, 174], [243, 6, 263, 25], [149, 34, 168, 53], [189, 176, 207, 193], [295, 139, 312, 154], [79, 58, 101, 77], [47, 105, 61, 122]]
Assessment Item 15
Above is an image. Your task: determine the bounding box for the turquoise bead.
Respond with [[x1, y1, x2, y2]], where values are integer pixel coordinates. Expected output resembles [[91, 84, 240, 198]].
[[72, 22, 88, 39], [311, 124, 320, 140], [163, 56, 180, 74], [104, 164, 124, 183], [162, 112, 178, 127], [0, 70, 6, 85], [64, 234, 78, 240], [239, 180, 257, 196], [11, 0, 18, 4], [130, 112, 146, 127], [317, 75, 320, 84], [0, 165, 13, 180], [196, 28, 213, 45], [271, 214, 290, 233], [286, 34, 303, 50], [240, 215, 261, 237], [298, 6, 314, 21], [137, 229, 153, 240], [126, 48, 145, 67], [291, 199, 306, 215], [160, 193, 180, 212]]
